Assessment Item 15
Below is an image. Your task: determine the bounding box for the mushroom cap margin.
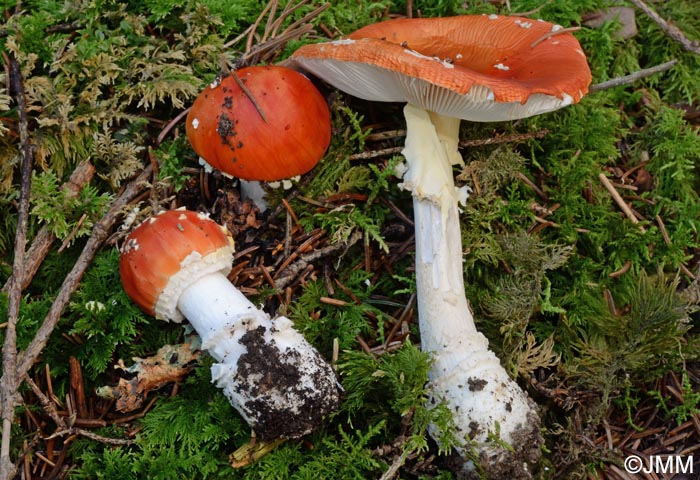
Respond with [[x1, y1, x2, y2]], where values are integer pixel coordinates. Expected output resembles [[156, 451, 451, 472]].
[[286, 15, 592, 122]]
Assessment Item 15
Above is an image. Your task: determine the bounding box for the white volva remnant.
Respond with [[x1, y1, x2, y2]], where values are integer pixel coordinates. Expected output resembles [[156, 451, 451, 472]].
[[331, 38, 356, 45], [121, 206, 140, 230], [404, 49, 455, 68], [123, 238, 139, 253], [191, 118, 199, 129]]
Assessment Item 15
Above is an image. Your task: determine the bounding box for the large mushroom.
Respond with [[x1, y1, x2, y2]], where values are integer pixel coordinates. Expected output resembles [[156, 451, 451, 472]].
[[119, 208, 339, 440], [285, 14, 591, 477]]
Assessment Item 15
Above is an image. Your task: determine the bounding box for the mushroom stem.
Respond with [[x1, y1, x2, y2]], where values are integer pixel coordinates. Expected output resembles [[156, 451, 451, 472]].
[[177, 273, 253, 347], [176, 272, 339, 440], [239, 180, 269, 212], [401, 104, 541, 475]]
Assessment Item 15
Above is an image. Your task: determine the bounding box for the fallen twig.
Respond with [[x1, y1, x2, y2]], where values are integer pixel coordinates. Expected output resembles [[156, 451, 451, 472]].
[[349, 129, 550, 161], [274, 228, 327, 278], [460, 129, 550, 147], [275, 230, 362, 290], [589, 60, 678, 93], [655, 214, 695, 279], [513, 0, 554, 17], [0, 50, 34, 480], [47, 428, 135, 446], [598, 172, 646, 232], [23, 376, 67, 431], [530, 26, 581, 49], [231, 0, 329, 67], [23, 374, 134, 474], [244, 0, 277, 53], [379, 449, 410, 480], [628, 0, 700, 56], [517, 171, 549, 202], [156, 107, 190, 146]]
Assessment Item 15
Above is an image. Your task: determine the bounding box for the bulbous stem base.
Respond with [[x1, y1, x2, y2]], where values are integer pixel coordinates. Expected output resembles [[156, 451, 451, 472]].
[[178, 273, 339, 440]]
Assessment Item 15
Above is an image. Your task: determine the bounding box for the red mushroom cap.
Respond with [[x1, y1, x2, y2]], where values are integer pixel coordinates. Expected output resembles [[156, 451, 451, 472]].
[[186, 65, 331, 181], [286, 15, 592, 121], [119, 208, 234, 322]]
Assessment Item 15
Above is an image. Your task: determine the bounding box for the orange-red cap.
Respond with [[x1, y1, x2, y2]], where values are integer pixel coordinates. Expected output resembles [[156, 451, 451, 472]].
[[186, 65, 331, 181], [287, 15, 592, 121], [119, 209, 234, 321]]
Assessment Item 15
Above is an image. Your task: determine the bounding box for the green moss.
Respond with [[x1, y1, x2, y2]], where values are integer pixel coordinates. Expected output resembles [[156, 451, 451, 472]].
[[3, 0, 700, 478]]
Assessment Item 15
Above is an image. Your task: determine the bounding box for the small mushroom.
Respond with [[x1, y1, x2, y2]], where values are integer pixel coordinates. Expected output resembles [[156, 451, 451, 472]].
[[285, 14, 591, 478], [119, 208, 339, 440], [186, 65, 331, 210]]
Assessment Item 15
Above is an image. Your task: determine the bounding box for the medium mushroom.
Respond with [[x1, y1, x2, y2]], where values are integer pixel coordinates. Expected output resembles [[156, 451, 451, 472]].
[[186, 65, 331, 209], [285, 14, 591, 477], [119, 208, 339, 440]]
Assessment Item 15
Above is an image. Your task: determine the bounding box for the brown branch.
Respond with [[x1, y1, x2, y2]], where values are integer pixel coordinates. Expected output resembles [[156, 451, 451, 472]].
[[269, 0, 305, 39], [275, 230, 362, 290], [231, 72, 268, 123], [156, 107, 190, 146], [530, 26, 581, 49], [48, 428, 135, 446], [261, 0, 281, 44], [244, 0, 276, 53], [25, 375, 134, 447], [229, 0, 329, 67], [349, 129, 550, 161], [628, 0, 700, 56], [69, 357, 88, 419], [348, 145, 404, 161], [460, 129, 550, 148], [0, 51, 33, 480], [16, 164, 154, 381], [278, 2, 329, 39], [598, 173, 646, 232], [23, 375, 67, 430], [513, 1, 554, 17], [589, 60, 678, 93], [44, 20, 82, 34], [1, 160, 95, 294], [242, 24, 315, 67], [0, 164, 153, 478]]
